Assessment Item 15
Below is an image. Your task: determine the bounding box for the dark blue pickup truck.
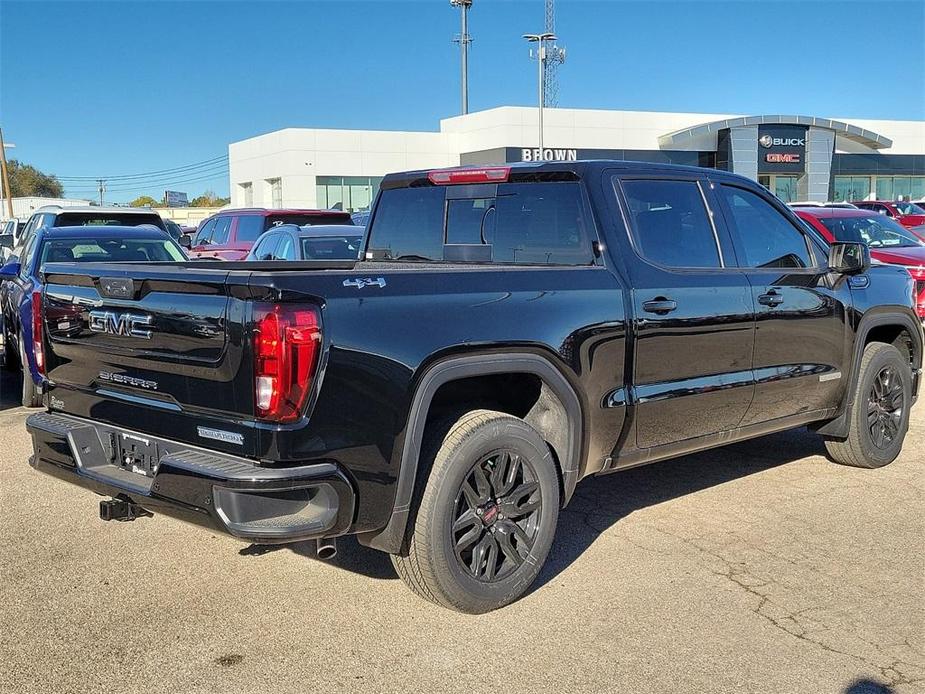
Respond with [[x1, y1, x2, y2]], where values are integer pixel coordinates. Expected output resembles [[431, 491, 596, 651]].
[[25, 161, 922, 612]]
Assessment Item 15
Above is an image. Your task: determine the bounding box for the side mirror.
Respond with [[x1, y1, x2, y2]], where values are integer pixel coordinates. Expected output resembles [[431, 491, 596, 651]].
[[0, 261, 21, 278], [828, 242, 870, 275], [179, 234, 193, 249], [0, 234, 12, 249]]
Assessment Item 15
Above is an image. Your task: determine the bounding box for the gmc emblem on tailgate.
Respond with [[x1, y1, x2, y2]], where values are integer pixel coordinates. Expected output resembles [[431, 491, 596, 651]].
[[88, 310, 154, 339]]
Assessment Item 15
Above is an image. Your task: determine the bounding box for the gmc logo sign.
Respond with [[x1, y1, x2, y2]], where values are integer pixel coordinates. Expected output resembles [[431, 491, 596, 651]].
[[766, 153, 801, 164], [89, 310, 154, 339]]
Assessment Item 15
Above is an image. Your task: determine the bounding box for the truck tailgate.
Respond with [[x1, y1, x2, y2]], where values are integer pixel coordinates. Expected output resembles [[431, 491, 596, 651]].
[[41, 263, 256, 455]]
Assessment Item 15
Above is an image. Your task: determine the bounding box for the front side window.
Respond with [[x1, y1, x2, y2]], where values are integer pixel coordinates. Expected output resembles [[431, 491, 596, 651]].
[[274, 234, 295, 260], [19, 235, 38, 277], [718, 185, 813, 269], [194, 219, 216, 246], [252, 234, 279, 261], [211, 217, 232, 245], [620, 179, 720, 268]]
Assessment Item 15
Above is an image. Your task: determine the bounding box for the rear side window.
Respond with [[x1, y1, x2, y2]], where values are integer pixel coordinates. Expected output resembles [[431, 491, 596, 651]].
[[367, 182, 596, 265], [235, 215, 265, 243], [718, 185, 813, 269], [620, 179, 721, 268]]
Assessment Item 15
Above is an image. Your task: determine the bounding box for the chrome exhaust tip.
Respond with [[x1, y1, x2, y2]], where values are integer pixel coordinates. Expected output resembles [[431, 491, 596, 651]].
[[316, 538, 337, 560]]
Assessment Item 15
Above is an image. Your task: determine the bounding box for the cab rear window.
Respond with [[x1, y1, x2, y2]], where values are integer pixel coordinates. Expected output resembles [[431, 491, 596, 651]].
[[367, 182, 597, 265]]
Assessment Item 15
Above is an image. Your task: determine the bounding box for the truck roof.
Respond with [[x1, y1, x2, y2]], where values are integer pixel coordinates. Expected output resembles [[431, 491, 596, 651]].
[[381, 160, 751, 190]]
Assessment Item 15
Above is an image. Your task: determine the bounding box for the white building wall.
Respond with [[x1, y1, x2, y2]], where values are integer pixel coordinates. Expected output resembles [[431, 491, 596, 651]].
[[228, 107, 925, 209], [0, 197, 92, 221]]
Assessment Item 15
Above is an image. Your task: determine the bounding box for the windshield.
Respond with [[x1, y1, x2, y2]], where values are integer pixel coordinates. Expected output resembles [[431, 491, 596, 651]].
[[40, 237, 186, 266], [819, 215, 924, 249], [53, 212, 166, 229], [300, 235, 362, 260], [894, 202, 925, 216]]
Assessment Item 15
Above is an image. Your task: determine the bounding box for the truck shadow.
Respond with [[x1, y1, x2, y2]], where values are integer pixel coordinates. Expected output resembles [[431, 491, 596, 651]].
[[240, 426, 828, 586], [0, 367, 23, 411], [532, 426, 828, 592]]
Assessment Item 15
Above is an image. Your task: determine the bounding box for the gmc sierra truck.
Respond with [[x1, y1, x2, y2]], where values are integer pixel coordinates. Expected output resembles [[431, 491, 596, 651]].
[[26, 161, 923, 613]]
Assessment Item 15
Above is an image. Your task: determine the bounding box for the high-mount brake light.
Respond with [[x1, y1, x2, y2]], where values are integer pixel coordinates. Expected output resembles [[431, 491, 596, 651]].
[[427, 167, 511, 185], [253, 304, 322, 422], [32, 291, 45, 376]]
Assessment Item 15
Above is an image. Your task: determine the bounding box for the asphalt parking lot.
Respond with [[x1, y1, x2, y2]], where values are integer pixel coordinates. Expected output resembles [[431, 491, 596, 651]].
[[0, 367, 922, 694]]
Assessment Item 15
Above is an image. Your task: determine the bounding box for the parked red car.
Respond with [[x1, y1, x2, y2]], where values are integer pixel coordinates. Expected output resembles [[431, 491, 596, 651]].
[[797, 208, 925, 320], [188, 208, 354, 260], [852, 200, 925, 237]]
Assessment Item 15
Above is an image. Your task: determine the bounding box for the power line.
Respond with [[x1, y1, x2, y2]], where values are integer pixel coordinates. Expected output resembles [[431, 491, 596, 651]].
[[63, 166, 229, 193], [56, 155, 228, 181]]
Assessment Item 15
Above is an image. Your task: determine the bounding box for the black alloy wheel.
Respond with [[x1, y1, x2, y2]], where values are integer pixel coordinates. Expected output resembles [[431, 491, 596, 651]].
[[867, 365, 904, 450], [452, 450, 542, 582]]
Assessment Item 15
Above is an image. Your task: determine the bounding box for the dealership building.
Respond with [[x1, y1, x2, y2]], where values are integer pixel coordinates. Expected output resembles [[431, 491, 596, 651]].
[[228, 106, 925, 212]]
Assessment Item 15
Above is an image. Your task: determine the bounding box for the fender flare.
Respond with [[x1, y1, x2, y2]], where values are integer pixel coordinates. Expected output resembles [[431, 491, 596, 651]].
[[362, 352, 584, 554], [814, 309, 923, 438]]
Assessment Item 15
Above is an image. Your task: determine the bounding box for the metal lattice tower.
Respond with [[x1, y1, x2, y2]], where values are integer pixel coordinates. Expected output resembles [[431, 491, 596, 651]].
[[543, 0, 566, 107]]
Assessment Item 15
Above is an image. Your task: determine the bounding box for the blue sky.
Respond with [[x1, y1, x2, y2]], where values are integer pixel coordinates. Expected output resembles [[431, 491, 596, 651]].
[[2, 0, 923, 202]]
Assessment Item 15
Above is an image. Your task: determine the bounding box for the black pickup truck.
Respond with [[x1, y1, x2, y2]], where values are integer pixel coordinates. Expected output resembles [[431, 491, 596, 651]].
[[26, 161, 923, 613]]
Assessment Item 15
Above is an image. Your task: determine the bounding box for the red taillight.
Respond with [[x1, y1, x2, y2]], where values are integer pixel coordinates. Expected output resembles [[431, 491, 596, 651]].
[[253, 304, 321, 422], [31, 291, 44, 376], [427, 167, 510, 185], [906, 266, 925, 318]]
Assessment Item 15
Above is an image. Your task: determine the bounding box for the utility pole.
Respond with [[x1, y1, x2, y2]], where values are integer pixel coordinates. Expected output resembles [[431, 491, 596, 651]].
[[97, 179, 105, 207], [451, 0, 473, 115], [523, 32, 556, 156], [0, 128, 14, 219]]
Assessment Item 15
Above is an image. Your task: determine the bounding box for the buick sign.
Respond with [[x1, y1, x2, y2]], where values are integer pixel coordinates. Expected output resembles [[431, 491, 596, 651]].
[[759, 134, 805, 148]]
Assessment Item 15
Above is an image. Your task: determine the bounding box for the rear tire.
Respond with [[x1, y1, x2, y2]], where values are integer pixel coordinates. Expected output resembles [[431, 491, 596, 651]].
[[824, 342, 911, 468], [19, 337, 41, 408], [391, 409, 560, 613]]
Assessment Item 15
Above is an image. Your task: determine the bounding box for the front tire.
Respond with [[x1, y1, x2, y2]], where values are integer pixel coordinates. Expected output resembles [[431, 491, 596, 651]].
[[391, 409, 560, 613], [824, 342, 912, 468], [19, 337, 41, 408]]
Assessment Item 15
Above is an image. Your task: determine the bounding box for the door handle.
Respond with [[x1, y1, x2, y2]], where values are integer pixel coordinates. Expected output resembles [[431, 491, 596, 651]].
[[758, 290, 784, 307], [642, 298, 678, 315]]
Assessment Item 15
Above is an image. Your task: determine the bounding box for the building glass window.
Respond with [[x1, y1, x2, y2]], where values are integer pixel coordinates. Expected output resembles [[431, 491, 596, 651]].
[[268, 178, 282, 208], [316, 176, 383, 212], [240, 182, 253, 207], [834, 176, 872, 202], [773, 176, 798, 203], [876, 176, 925, 202]]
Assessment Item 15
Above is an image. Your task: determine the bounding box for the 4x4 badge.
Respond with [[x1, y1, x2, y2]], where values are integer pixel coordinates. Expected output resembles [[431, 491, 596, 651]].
[[343, 277, 386, 289]]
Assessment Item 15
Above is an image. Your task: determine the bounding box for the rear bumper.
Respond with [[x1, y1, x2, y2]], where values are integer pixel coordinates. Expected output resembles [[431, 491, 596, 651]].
[[26, 412, 355, 544]]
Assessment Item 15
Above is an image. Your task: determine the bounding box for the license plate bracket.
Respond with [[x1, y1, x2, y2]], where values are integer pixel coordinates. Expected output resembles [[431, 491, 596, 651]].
[[114, 432, 160, 478]]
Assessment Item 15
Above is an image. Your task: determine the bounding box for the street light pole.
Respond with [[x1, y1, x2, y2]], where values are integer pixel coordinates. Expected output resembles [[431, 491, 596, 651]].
[[523, 32, 556, 159]]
